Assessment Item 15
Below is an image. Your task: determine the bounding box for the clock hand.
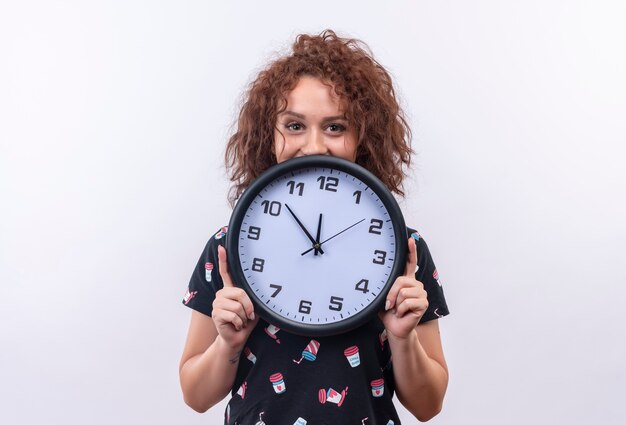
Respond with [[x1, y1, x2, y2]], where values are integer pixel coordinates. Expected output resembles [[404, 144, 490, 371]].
[[300, 218, 365, 256], [314, 213, 323, 256], [284, 203, 324, 255]]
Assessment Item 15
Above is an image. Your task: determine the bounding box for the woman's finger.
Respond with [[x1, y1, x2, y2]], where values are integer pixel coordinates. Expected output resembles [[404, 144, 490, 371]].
[[395, 297, 429, 318], [404, 237, 419, 277], [217, 245, 255, 320], [394, 284, 424, 307], [214, 309, 245, 331], [213, 297, 250, 327], [384, 276, 416, 311], [217, 245, 234, 287]]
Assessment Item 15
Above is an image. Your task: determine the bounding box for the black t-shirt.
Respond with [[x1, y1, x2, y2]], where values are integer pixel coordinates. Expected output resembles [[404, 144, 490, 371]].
[[183, 226, 449, 425]]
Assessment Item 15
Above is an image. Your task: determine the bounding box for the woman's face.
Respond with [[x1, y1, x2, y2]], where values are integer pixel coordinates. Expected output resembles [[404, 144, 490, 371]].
[[274, 76, 357, 163]]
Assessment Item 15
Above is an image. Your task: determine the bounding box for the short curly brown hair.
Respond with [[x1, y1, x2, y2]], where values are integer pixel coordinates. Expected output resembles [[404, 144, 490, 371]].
[[225, 29, 412, 205]]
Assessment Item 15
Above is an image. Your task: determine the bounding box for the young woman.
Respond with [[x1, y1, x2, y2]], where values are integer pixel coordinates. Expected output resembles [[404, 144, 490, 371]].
[[180, 30, 449, 424]]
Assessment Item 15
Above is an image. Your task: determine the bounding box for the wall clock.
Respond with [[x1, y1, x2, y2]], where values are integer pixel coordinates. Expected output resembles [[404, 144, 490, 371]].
[[226, 155, 407, 336]]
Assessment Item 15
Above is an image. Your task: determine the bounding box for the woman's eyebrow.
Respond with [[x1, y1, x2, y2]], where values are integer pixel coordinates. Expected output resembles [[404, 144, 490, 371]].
[[321, 115, 347, 123], [280, 110, 306, 119], [279, 111, 347, 122]]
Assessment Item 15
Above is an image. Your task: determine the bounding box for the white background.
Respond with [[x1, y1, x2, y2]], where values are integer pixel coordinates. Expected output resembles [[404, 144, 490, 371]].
[[1, 1, 625, 424]]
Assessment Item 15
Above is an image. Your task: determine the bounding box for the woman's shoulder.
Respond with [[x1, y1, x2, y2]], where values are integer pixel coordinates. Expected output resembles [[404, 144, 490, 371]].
[[406, 226, 432, 252], [182, 226, 230, 313], [208, 225, 229, 247]]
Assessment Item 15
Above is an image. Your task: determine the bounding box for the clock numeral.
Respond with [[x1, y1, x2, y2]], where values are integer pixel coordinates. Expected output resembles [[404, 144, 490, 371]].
[[317, 176, 339, 192], [355, 279, 370, 293], [247, 225, 261, 240], [269, 284, 282, 297], [329, 296, 344, 311], [368, 219, 383, 235], [372, 250, 387, 265], [260, 200, 282, 216], [299, 300, 312, 315], [353, 190, 362, 204], [252, 258, 265, 272], [286, 180, 305, 196]]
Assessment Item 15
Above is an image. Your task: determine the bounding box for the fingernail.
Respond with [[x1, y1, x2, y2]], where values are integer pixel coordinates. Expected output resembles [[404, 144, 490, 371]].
[[249, 312, 255, 321], [385, 300, 391, 311]]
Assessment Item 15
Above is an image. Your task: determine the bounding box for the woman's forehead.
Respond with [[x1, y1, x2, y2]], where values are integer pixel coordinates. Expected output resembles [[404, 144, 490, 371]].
[[282, 76, 346, 115]]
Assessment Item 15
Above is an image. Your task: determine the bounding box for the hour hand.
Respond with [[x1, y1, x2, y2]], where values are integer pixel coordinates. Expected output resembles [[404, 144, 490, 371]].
[[285, 204, 324, 255]]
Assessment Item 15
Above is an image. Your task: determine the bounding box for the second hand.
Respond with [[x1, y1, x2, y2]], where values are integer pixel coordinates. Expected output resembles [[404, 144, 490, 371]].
[[301, 218, 365, 256]]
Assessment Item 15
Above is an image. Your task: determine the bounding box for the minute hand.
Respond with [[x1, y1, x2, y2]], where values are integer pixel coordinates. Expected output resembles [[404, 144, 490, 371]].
[[301, 218, 365, 256]]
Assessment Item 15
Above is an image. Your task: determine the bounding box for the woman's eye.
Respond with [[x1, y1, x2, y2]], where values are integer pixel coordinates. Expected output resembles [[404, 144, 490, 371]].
[[286, 122, 303, 131], [327, 123, 346, 133]]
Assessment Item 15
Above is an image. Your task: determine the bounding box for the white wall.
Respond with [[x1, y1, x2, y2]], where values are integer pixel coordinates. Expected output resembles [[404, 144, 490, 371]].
[[1, 1, 625, 423]]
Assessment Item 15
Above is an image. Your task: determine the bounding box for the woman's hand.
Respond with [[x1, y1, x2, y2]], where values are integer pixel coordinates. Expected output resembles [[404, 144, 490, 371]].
[[379, 237, 429, 340], [212, 245, 259, 349]]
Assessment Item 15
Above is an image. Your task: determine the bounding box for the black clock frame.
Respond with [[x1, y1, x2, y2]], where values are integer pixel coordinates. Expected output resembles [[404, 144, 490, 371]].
[[226, 155, 407, 336]]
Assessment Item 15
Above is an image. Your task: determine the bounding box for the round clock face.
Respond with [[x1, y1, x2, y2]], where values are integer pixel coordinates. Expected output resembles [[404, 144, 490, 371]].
[[226, 155, 406, 336]]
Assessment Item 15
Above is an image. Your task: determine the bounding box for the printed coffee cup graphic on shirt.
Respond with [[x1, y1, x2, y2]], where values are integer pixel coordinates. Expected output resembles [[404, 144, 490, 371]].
[[183, 288, 197, 305], [433, 268, 442, 286], [204, 262, 213, 282], [294, 340, 320, 364], [371, 378, 385, 397], [344, 345, 360, 367], [318, 386, 348, 407], [255, 412, 265, 425], [236, 381, 247, 399], [264, 324, 281, 344], [293, 418, 307, 425], [269, 373, 286, 394], [214, 226, 228, 240], [244, 347, 257, 364]]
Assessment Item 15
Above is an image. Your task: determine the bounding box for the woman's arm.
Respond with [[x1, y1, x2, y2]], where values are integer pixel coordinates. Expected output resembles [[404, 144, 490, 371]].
[[388, 320, 448, 421], [179, 245, 258, 412], [179, 312, 239, 412], [380, 237, 449, 421]]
